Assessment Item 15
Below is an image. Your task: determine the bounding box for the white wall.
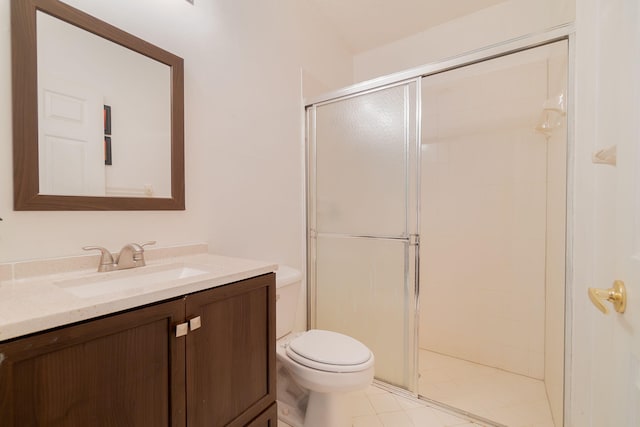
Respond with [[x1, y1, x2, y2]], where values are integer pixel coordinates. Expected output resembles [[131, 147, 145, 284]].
[[0, 0, 353, 301], [353, 0, 574, 83]]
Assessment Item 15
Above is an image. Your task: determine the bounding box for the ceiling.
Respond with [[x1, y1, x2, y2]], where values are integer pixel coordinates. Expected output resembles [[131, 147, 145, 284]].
[[307, 0, 508, 53]]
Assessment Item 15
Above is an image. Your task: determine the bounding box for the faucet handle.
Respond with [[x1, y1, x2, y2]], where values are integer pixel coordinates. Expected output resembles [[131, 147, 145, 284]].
[[129, 241, 155, 264], [83, 246, 115, 272]]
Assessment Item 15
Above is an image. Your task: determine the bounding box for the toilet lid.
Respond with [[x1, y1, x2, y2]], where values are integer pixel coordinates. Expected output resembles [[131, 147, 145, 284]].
[[287, 329, 371, 371]]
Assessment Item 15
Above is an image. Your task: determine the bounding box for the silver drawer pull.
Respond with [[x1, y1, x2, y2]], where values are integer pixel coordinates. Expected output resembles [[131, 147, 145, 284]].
[[189, 316, 202, 331], [176, 322, 189, 337]]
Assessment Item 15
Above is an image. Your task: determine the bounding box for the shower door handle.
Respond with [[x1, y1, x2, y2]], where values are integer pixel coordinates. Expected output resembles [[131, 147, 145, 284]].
[[314, 232, 417, 243]]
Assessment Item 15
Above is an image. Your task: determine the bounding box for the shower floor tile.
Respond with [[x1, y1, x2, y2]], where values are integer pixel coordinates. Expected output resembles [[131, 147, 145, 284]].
[[419, 349, 556, 427]]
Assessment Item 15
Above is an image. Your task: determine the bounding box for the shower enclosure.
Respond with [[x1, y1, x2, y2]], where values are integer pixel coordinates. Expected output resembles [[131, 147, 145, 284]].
[[307, 36, 569, 427]]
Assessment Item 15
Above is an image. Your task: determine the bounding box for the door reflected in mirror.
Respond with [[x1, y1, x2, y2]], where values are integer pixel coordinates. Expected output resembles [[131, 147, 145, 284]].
[[37, 11, 172, 198]]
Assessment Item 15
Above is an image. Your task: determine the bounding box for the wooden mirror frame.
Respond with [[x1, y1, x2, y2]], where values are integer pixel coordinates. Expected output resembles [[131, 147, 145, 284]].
[[11, 0, 185, 210]]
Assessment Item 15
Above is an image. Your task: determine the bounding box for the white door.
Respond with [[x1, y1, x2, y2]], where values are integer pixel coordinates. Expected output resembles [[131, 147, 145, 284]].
[[38, 74, 105, 196], [606, 105, 640, 425], [573, 1, 640, 426]]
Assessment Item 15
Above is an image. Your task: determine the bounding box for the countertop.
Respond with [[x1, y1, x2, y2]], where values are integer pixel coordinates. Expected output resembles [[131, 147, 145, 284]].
[[0, 253, 277, 342]]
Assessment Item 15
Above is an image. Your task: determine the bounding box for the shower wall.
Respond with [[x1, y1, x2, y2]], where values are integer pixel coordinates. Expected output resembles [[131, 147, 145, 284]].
[[419, 45, 566, 385]]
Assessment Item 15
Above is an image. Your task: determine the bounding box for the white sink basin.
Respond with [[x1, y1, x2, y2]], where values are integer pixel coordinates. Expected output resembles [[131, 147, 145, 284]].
[[55, 263, 212, 298]]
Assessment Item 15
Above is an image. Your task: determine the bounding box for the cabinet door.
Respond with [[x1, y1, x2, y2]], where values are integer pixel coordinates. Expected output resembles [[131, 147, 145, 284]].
[[244, 403, 278, 427], [185, 273, 276, 427], [0, 299, 186, 427]]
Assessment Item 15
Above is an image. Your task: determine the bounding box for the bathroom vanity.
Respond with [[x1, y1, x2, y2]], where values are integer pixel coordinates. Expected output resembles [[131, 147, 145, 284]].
[[0, 251, 277, 427]]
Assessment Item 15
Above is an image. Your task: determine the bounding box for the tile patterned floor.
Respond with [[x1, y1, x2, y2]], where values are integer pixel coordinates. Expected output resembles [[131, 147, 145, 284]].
[[350, 385, 482, 427], [419, 350, 556, 427], [278, 385, 484, 427], [278, 351, 557, 427]]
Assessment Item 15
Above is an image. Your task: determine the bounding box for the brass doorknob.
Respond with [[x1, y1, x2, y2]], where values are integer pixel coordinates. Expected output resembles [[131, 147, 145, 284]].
[[588, 280, 627, 314]]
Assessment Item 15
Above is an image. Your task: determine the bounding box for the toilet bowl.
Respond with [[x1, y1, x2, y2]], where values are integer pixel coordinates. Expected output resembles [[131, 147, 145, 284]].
[[275, 266, 375, 427], [277, 330, 375, 427]]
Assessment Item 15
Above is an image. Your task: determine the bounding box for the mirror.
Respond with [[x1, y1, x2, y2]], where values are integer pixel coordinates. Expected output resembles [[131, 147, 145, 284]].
[[12, 0, 185, 210]]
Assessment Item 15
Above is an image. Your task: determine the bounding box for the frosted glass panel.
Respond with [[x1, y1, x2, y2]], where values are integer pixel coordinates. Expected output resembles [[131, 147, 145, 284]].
[[309, 80, 419, 393], [315, 85, 410, 236], [315, 236, 414, 389]]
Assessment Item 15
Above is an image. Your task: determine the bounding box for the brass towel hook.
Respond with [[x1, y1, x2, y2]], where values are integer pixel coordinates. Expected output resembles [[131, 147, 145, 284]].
[[588, 280, 627, 314]]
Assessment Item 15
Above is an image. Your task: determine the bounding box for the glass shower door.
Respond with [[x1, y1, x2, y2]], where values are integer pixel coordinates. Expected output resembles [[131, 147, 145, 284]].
[[307, 81, 420, 392]]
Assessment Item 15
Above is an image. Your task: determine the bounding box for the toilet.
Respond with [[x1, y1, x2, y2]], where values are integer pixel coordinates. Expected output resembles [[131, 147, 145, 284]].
[[275, 266, 375, 427]]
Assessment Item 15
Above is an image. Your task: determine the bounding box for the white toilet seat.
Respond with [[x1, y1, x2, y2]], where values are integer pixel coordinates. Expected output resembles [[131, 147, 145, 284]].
[[285, 329, 373, 373]]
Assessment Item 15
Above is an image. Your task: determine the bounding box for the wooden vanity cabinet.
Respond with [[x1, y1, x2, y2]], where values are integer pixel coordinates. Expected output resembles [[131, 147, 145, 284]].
[[0, 298, 186, 427], [0, 273, 276, 427], [244, 403, 278, 427]]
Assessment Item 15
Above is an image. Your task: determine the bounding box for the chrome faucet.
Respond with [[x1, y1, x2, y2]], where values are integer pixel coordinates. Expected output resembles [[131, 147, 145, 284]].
[[83, 241, 156, 272]]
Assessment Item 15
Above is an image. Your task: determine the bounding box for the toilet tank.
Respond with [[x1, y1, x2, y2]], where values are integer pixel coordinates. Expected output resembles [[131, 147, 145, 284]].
[[275, 265, 303, 339]]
